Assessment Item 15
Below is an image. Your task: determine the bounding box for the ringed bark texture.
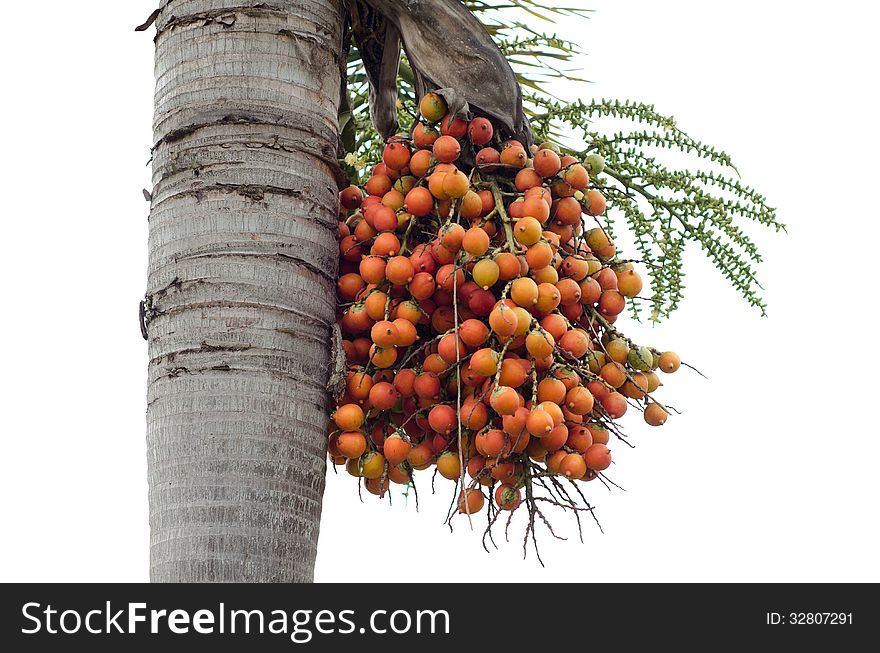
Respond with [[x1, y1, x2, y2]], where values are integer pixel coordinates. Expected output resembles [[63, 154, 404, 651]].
[[145, 0, 343, 582]]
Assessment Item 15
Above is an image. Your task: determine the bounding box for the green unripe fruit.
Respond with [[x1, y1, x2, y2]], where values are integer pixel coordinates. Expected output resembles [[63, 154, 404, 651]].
[[628, 346, 654, 372], [585, 153, 605, 175], [538, 141, 561, 153]]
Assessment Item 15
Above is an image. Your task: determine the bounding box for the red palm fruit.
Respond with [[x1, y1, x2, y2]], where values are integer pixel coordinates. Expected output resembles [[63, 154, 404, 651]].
[[404, 186, 433, 217], [340, 185, 363, 210], [409, 243, 436, 274], [566, 425, 593, 453], [538, 315, 566, 343], [369, 344, 397, 369], [526, 408, 554, 437], [369, 381, 399, 410], [433, 135, 461, 163], [409, 148, 434, 177], [538, 401, 564, 427], [407, 441, 434, 468], [579, 277, 602, 305], [494, 484, 522, 511], [435, 452, 461, 481], [353, 218, 377, 243], [469, 348, 500, 377], [553, 197, 582, 226], [545, 450, 567, 473], [394, 300, 423, 324], [522, 196, 551, 224], [407, 271, 435, 301], [430, 239, 455, 264], [489, 303, 519, 337], [428, 404, 456, 434], [565, 386, 595, 415], [359, 256, 386, 285], [533, 149, 562, 178], [423, 353, 449, 375], [468, 289, 495, 316], [599, 290, 626, 317], [564, 163, 589, 189], [431, 305, 455, 333], [594, 268, 619, 291], [556, 278, 582, 306], [507, 199, 525, 220], [383, 141, 411, 170], [333, 404, 364, 431], [514, 216, 542, 246], [350, 338, 372, 363], [340, 306, 372, 336], [475, 429, 506, 457], [585, 443, 612, 471], [467, 117, 494, 145], [428, 172, 449, 200], [644, 402, 669, 426], [346, 370, 373, 402], [601, 392, 628, 419], [462, 226, 490, 256], [383, 434, 411, 466], [436, 264, 464, 292], [387, 463, 411, 485], [438, 333, 467, 364], [440, 113, 469, 138], [393, 368, 417, 397], [494, 252, 520, 280], [600, 362, 627, 389], [460, 399, 489, 430], [336, 431, 367, 459], [537, 378, 566, 404], [559, 329, 590, 359], [535, 282, 561, 313], [392, 318, 417, 347], [586, 423, 609, 446], [586, 382, 610, 405], [443, 170, 470, 199], [526, 242, 555, 271], [542, 423, 568, 451], [559, 452, 587, 479], [372, 232, 401, 257], [385, 256, 415, 285], [586, 189, 607, 215], [475, 147, 501, 171], [525, 328, 555, 359], [617, 268, 644, 298], [497, 358, 528, 388], [337, 273, 364, 301], [412, 122, 440, 148], [500, 144, 527, 168], [458, 488, 486, 514], [502, 405, 529, 438], [370, 320, 399, 348], [413, 371, 441, 400], [459, 318, 489, 347], [515, 168, 543, 192], [419, 92, 447, 122], [467, 454, 486, 479], [460, 190, 483, 220], [438, 223, 465, 253], [510, 277, 538, 308], [658, 351, 681, 374], [490, 386, 520, 416], [364, 174, 392, 197]]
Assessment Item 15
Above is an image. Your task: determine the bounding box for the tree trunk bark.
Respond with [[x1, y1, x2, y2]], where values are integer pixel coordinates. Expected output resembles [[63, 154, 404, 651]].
[[144, 0, 343, 582]]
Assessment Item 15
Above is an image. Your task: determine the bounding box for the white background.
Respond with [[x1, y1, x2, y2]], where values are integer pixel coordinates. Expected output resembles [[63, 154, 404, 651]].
[[0, 0, 877, 582]]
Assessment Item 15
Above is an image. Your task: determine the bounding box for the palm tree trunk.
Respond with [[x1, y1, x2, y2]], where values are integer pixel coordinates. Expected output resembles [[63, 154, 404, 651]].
[[144, 0, 343, 582]]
